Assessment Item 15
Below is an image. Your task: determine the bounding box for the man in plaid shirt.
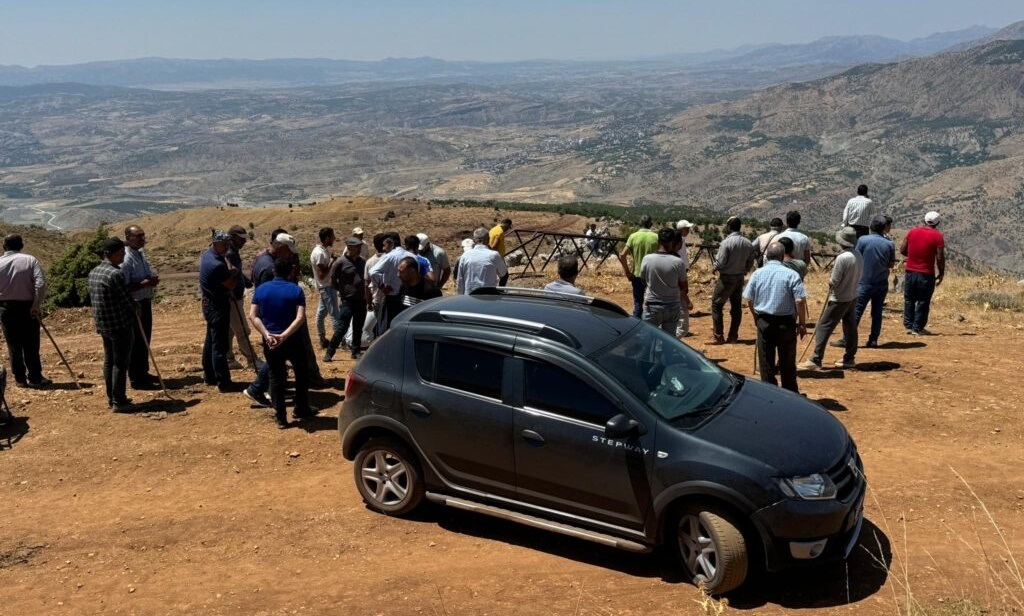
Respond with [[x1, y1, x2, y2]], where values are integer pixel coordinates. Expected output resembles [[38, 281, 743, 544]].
[[88, 238, 138, 411]]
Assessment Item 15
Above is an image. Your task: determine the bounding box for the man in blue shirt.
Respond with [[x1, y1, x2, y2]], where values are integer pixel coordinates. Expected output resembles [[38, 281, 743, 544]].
[[121, 225, 160, 390], [199, 230, 242, 392], [743, 243, 808, 393], [833, 215, 896, 348], [249, 258, 317, 429]]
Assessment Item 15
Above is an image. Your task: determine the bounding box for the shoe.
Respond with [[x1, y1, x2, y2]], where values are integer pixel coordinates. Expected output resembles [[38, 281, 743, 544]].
[[15, 379, 28, 388], [322, 349, 335, 363], [309, 376, 329, 390], [227, 359, 244, 370], [865, 340, 878, 348], [26, 377, 52, 388], [131, 380, 161, 391], [243, 387, 272, 408], [275, 417, 290, 430], [318, 336, 330, 349], [217, 382, 245, 393], [725, 335, 739, 344], [914, 329, 932, 336], [293, 406, 320, 420], [707, 336, 726, 345], [351, 350, 363, 360], [111, 400, 136, 413], [905, 329, 914, 335], [834, 359, 856, 369], [829, 339, 846, 348], [797, 360, 821, 371]]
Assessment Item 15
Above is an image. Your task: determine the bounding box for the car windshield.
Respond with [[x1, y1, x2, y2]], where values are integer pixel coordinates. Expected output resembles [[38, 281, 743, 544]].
[[592, 324, 735, 422]]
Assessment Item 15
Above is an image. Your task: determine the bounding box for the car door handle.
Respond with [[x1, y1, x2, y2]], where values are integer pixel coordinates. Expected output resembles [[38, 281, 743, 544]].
[[409, 403, 431, 417], [521, 429, 545, 445]]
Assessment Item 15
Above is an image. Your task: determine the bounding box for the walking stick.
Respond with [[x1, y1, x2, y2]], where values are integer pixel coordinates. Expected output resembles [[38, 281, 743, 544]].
[[797, 300, 827, 363], [38, 317, 81, 389], [134, 311, 174, 400], [231, 298, 261, 375]]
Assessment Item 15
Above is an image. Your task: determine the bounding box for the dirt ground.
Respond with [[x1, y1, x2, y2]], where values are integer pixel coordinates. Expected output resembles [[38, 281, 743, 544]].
[[2, 201, 1023, 615]]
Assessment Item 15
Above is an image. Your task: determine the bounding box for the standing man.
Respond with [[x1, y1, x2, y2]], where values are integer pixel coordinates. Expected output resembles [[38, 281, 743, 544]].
[[743, 242, 808, 393], [368, 232, 414, 334], [754, 218, 785, 267], [675, 220, 695, 337], [417, 233, 451, 289], [776, 237, 808, 280], [352, 226, 370, 260], [618, 214, 660, 318], [324, 237, 368, 362], [310, 227, 339, 349], [397, 256, 442, 311], [544, 255, 585, 295], [799, 227, 864, 371], [225, 225, 259, 370], [833, 215, 896, 349], [121, 225, 160, 390], [0, 233, 49, 388], [249, 258, 317, 429], [456, 228, 507, 295], [901, 211, 945, 335], [199, 230, 242, 392], [488, 218, 513, 287], [776, 211, 813, 264], [87, 238, 137, 410], [710, 217, 755, 345], [843, 185, 875, 238], [640, 228, 688, 335], [404, 235, 434, 281]]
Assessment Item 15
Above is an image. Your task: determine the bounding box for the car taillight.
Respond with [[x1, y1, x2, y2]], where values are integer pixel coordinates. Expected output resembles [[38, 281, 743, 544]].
[[344, 371, 367, 401]]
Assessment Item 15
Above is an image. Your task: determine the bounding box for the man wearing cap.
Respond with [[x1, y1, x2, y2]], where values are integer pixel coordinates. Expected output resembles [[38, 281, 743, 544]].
[[121, 225, 161, 390], [488, 218, 513, 287], [352, 227, 370, 260], [900, 211, 945, 335], [710, 217, 755, 345], [225, 225, 259, 370], [324, 237, 368, 362], [618, 214, 659, 318], [833, 215, 896, 349], [674, 220, 695, 337], [843, 185, 875, 238], [88, 238, 137, 411], [199, 230, 243, 392], [544, 255, 585, 296], [456, 228, 508, 296], [310, 227, 340, 349], [452, 237, 475, 283], [641, 228, 688, 334], [743, 242, 808, 393], [417, 233, 451, 289], [799, 226, 864, 371], [0, 233, 49, 388]]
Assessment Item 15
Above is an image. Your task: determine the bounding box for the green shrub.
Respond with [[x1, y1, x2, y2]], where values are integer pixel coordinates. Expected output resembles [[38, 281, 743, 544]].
[[44, 224, 109, 311]]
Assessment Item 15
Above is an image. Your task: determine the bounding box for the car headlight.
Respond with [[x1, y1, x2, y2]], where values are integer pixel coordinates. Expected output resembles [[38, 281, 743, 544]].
[[778, 474, 837, 500]]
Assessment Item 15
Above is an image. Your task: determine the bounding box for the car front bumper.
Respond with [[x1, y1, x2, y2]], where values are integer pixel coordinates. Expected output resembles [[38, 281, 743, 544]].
[[752, 487, 865, 572]]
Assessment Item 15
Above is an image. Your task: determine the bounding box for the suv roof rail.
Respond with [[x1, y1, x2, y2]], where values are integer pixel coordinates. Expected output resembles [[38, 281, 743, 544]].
[[469, 286, 629, 316], [412, 310, 579, 348]]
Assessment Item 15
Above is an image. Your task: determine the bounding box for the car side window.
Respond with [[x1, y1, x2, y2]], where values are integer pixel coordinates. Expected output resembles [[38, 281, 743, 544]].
[[414, 340, 435, 382], [523, 359, 619, 425], [433, 342, 504, 399]]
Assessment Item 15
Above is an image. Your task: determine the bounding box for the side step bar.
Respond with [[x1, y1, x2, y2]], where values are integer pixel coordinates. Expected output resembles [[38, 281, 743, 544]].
[[425, 492, 651, 553]]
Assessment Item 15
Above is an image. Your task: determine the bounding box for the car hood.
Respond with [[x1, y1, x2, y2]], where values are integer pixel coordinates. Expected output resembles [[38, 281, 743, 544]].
[[693, 378, 850, 476]]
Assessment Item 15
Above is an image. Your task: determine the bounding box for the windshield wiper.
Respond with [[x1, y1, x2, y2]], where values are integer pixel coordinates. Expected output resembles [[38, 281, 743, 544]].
[[685, 375, 743, 418]]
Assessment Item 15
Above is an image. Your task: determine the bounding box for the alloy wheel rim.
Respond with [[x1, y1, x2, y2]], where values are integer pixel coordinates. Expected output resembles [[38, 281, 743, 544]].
[[360, 449, 409, 506], [678, 514, 717, 582]]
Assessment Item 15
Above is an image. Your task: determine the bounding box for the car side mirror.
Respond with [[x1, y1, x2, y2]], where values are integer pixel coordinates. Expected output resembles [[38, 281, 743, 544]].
[[605, 413, 646, 438]]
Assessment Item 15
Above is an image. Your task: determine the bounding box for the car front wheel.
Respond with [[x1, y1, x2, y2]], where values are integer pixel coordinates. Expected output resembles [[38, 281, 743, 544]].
[[676, 506, 748, 595], [353, 437, 425, 515]]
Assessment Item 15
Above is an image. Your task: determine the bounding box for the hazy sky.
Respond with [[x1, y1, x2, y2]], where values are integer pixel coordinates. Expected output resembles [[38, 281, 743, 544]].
[[2, 1, 1021, 66]]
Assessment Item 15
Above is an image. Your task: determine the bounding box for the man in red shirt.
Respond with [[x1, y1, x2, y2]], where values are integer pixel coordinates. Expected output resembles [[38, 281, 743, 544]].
[[900, 211, 945, 335]]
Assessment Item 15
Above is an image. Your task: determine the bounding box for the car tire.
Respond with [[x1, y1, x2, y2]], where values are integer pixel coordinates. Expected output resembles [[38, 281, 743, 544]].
[[675, 505, 748, 595], [353, 436, 425, 516]]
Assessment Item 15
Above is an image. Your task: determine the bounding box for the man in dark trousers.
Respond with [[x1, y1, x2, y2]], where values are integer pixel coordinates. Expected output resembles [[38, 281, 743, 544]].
[[901, 211, 945, 335], [710, 217, 755, 344], [249, 258, 317, 429], [88, 238, 137, 411], [743, 242, 808, 393], [0, 233, 50, 388], [121, 225, 161, 390], [199, 230, 242, 392], [324, 237, 368, 362]]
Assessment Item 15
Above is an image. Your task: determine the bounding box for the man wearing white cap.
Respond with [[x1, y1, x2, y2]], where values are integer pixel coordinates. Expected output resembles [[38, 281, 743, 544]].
[[352, 227, 369, 260], [900, 211, 945, 335], [416, 233, 451, 289]]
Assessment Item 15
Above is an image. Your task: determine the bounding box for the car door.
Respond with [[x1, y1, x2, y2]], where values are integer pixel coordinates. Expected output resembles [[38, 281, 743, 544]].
[[510, 353, 655, 530], [403, 332, 517, 499]]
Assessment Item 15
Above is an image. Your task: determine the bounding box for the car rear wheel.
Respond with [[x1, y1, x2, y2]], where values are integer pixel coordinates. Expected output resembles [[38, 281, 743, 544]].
[[676, 506, 748, 594], [353, 437, 425, 515]]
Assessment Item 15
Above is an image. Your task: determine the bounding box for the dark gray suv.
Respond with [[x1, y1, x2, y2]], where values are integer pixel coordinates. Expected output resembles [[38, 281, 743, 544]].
[[338, 288, 865, 594]]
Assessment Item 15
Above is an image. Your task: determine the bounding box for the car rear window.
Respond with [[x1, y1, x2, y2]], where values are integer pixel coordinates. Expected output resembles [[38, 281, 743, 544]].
[[417, 340, 504, 399], [523, 360, 619, 425]]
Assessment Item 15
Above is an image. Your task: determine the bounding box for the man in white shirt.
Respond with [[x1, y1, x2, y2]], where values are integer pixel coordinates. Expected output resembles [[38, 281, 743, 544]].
[[456, 228, 508, 295], [753, 218, 785, 267], [368, 232, 415, 334], [543, 256, 585, 295], [0, 234, 49, 387], [842, 184, 875, 238], [674, 220, 695, 337], [310, 227, 339, 349], [775, 210, 813, 264]]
